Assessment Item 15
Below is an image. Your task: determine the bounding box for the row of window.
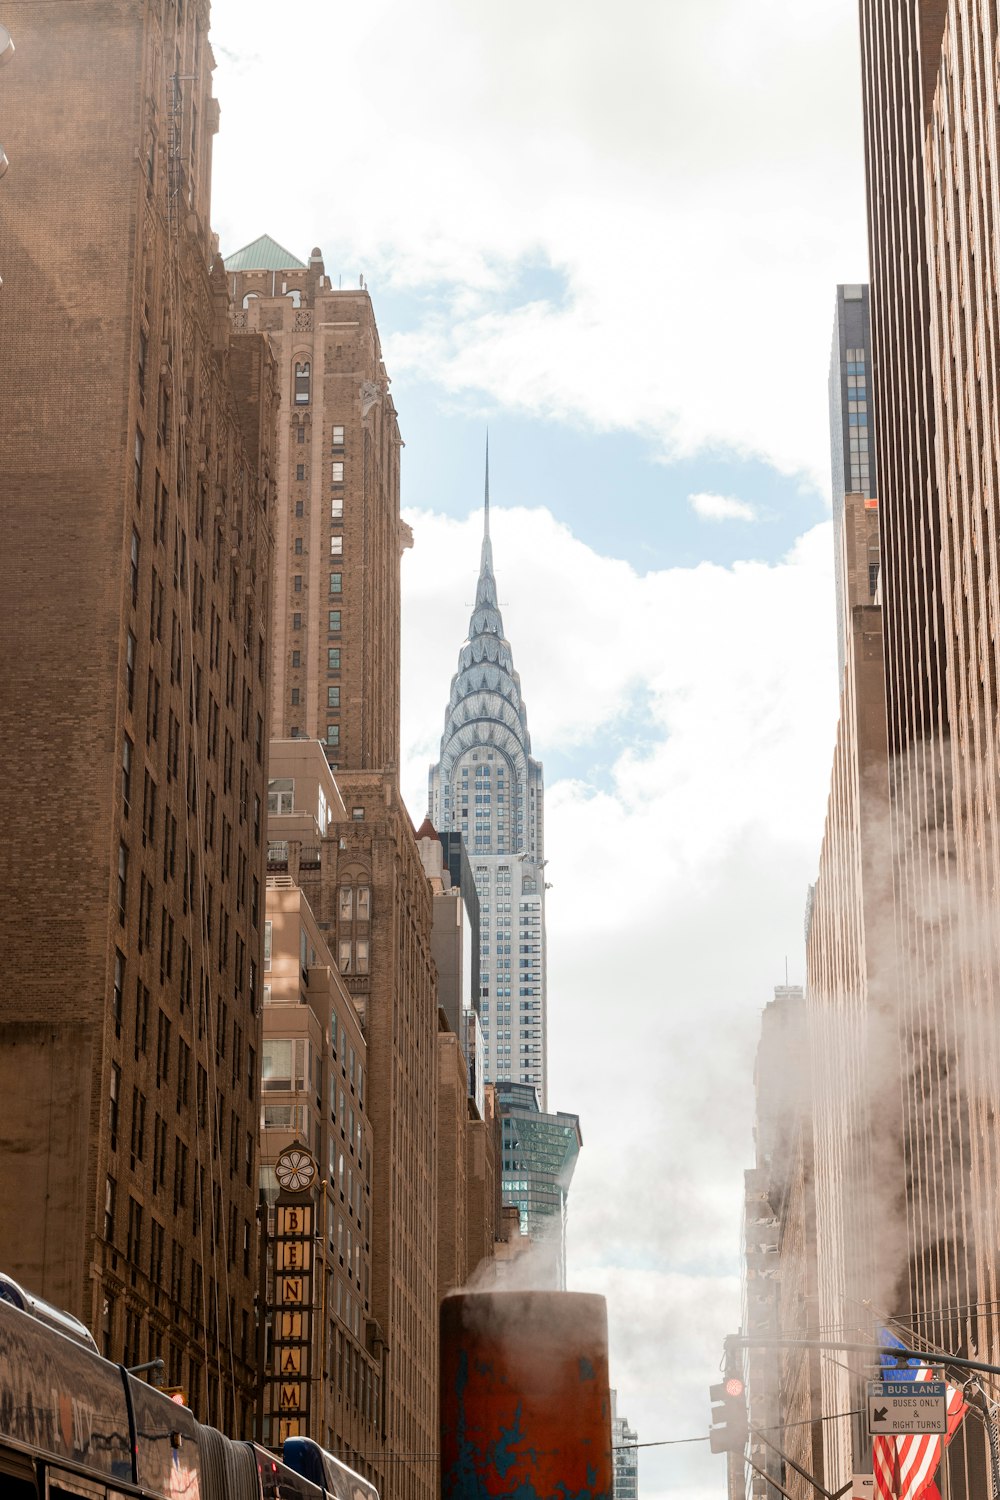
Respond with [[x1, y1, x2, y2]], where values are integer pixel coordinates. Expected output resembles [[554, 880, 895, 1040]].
[[291, 533, 344, 558], [339, 885, 371, 921], [289, 610, 342, 634], [288, 647, 341, 671], [291, 572, 345, 595], [285, 724, 342, 747], [292, 498, 344, 529], [293, 420, 345, 446], [338, 940, 369, 974], [289, 686, 341, 710], [293, 456, 346, 481], [483, 1037, 543, 1055]]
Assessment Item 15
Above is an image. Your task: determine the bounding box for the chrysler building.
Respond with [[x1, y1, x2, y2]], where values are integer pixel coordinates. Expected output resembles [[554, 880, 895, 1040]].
[[428, 454, 547, 1105]]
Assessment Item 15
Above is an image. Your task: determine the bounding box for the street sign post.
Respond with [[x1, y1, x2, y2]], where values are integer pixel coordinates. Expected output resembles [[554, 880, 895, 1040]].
[[867, 1380, 947, 1436]]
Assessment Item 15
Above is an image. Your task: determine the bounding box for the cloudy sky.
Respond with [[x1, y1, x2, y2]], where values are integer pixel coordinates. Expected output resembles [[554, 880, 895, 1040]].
[[210, 2, 868, 1493]]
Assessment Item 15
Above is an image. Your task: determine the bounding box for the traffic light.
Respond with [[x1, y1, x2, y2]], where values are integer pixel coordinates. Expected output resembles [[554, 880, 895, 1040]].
[[709, 1374, 748, 1454]]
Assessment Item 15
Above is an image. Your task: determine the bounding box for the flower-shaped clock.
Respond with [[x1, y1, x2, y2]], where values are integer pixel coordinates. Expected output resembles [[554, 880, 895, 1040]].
[[274, 1145, 317, 1194]]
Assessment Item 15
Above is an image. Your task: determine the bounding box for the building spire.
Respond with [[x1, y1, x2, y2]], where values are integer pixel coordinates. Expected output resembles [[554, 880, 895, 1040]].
[[484, 430, 490, 540], [479, 432, 494, 582]]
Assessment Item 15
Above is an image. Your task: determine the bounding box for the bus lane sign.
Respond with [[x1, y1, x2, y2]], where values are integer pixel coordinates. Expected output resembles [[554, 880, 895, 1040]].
[[867, 1381, 947, 1436]]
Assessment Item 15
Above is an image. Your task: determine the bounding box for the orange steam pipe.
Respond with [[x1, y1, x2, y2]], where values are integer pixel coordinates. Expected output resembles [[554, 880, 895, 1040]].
[[440, 1291, 614, 1500]]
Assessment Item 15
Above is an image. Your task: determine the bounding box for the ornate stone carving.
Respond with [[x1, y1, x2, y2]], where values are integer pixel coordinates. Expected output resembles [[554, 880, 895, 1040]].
[[360, 380, 382, 418]]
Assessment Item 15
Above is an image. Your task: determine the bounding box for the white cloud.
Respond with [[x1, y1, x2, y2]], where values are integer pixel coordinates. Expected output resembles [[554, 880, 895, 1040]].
[[689, 492, 759, 523], [209, 0, 867, 490], [401, 505, 839, 1499]]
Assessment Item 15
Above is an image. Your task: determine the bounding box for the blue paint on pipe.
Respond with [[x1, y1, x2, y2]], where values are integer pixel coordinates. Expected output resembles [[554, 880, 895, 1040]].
[[446, 1356, 605, 1500], [493, 1404, 533, 1477]]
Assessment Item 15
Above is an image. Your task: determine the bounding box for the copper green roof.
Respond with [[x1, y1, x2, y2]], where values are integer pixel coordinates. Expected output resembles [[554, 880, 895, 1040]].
[[223, 234, 305, 272]]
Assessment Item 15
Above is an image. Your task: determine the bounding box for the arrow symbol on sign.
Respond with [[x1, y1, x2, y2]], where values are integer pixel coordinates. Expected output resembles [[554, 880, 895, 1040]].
[[873, 1407, 888, 1423]]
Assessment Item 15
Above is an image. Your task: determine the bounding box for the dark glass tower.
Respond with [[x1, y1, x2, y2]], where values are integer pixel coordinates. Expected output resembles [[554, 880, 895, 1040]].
[[829, 284, 879, 677]]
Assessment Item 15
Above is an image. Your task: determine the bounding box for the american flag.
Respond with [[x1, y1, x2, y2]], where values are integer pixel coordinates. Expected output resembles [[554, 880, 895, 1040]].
[[872, 1330, 967, 1500]]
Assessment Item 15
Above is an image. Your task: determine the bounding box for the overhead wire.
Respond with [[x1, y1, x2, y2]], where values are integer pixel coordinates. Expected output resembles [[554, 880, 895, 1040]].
[[333, 1407, 872, 1467]]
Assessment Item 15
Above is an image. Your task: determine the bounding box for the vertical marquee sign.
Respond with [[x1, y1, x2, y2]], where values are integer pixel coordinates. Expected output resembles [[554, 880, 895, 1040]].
[[269, 1144, 318, 1443]]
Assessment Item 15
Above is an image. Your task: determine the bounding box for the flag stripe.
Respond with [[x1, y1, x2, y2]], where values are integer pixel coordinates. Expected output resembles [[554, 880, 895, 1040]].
[[872, 1330, 969, 1500]]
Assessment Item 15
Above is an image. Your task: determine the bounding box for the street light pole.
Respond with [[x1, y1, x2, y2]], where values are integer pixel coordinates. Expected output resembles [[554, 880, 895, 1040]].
[[738, 1336, 1000, 1381], [0, 22, 13, 210], [0, 20, 12, 292], [0, 23, 12, 173]]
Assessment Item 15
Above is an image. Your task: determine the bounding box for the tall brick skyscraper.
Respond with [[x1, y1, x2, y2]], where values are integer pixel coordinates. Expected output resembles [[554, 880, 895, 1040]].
[[0, 0, 275, 1434], [226, 241, 410, 771]]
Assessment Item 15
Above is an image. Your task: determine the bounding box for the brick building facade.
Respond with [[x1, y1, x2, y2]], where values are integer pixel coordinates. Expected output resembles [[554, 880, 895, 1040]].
[[805, 492, 889, 1487], [744, 988, 824, 1500], [436, 1026, 470, 1302], [295, 776, 438, 1500], [466, 1083, 502, 1282], [0, 0, 275, 1433], [260, 880, 381, 1478], [225, 242, 410, 772], [856, 1, 1000, 1488]]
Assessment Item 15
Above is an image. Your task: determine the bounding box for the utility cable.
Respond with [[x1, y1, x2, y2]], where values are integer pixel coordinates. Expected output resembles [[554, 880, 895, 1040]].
[[614, 1436, 709, 1449], [329, 1408, 871, 1466]]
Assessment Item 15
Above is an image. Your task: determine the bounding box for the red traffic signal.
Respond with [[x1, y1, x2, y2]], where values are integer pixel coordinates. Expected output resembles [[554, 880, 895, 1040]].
[[709, 1376, 748, 1455]]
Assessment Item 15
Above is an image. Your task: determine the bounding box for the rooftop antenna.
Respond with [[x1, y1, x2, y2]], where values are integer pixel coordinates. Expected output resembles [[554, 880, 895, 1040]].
[[785, 956, 789, 987], [484, 429, 490, 539]]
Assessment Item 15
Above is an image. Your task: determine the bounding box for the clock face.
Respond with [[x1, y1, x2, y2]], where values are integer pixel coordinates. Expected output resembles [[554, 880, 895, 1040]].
[[274, 1146, 316, 1193]]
